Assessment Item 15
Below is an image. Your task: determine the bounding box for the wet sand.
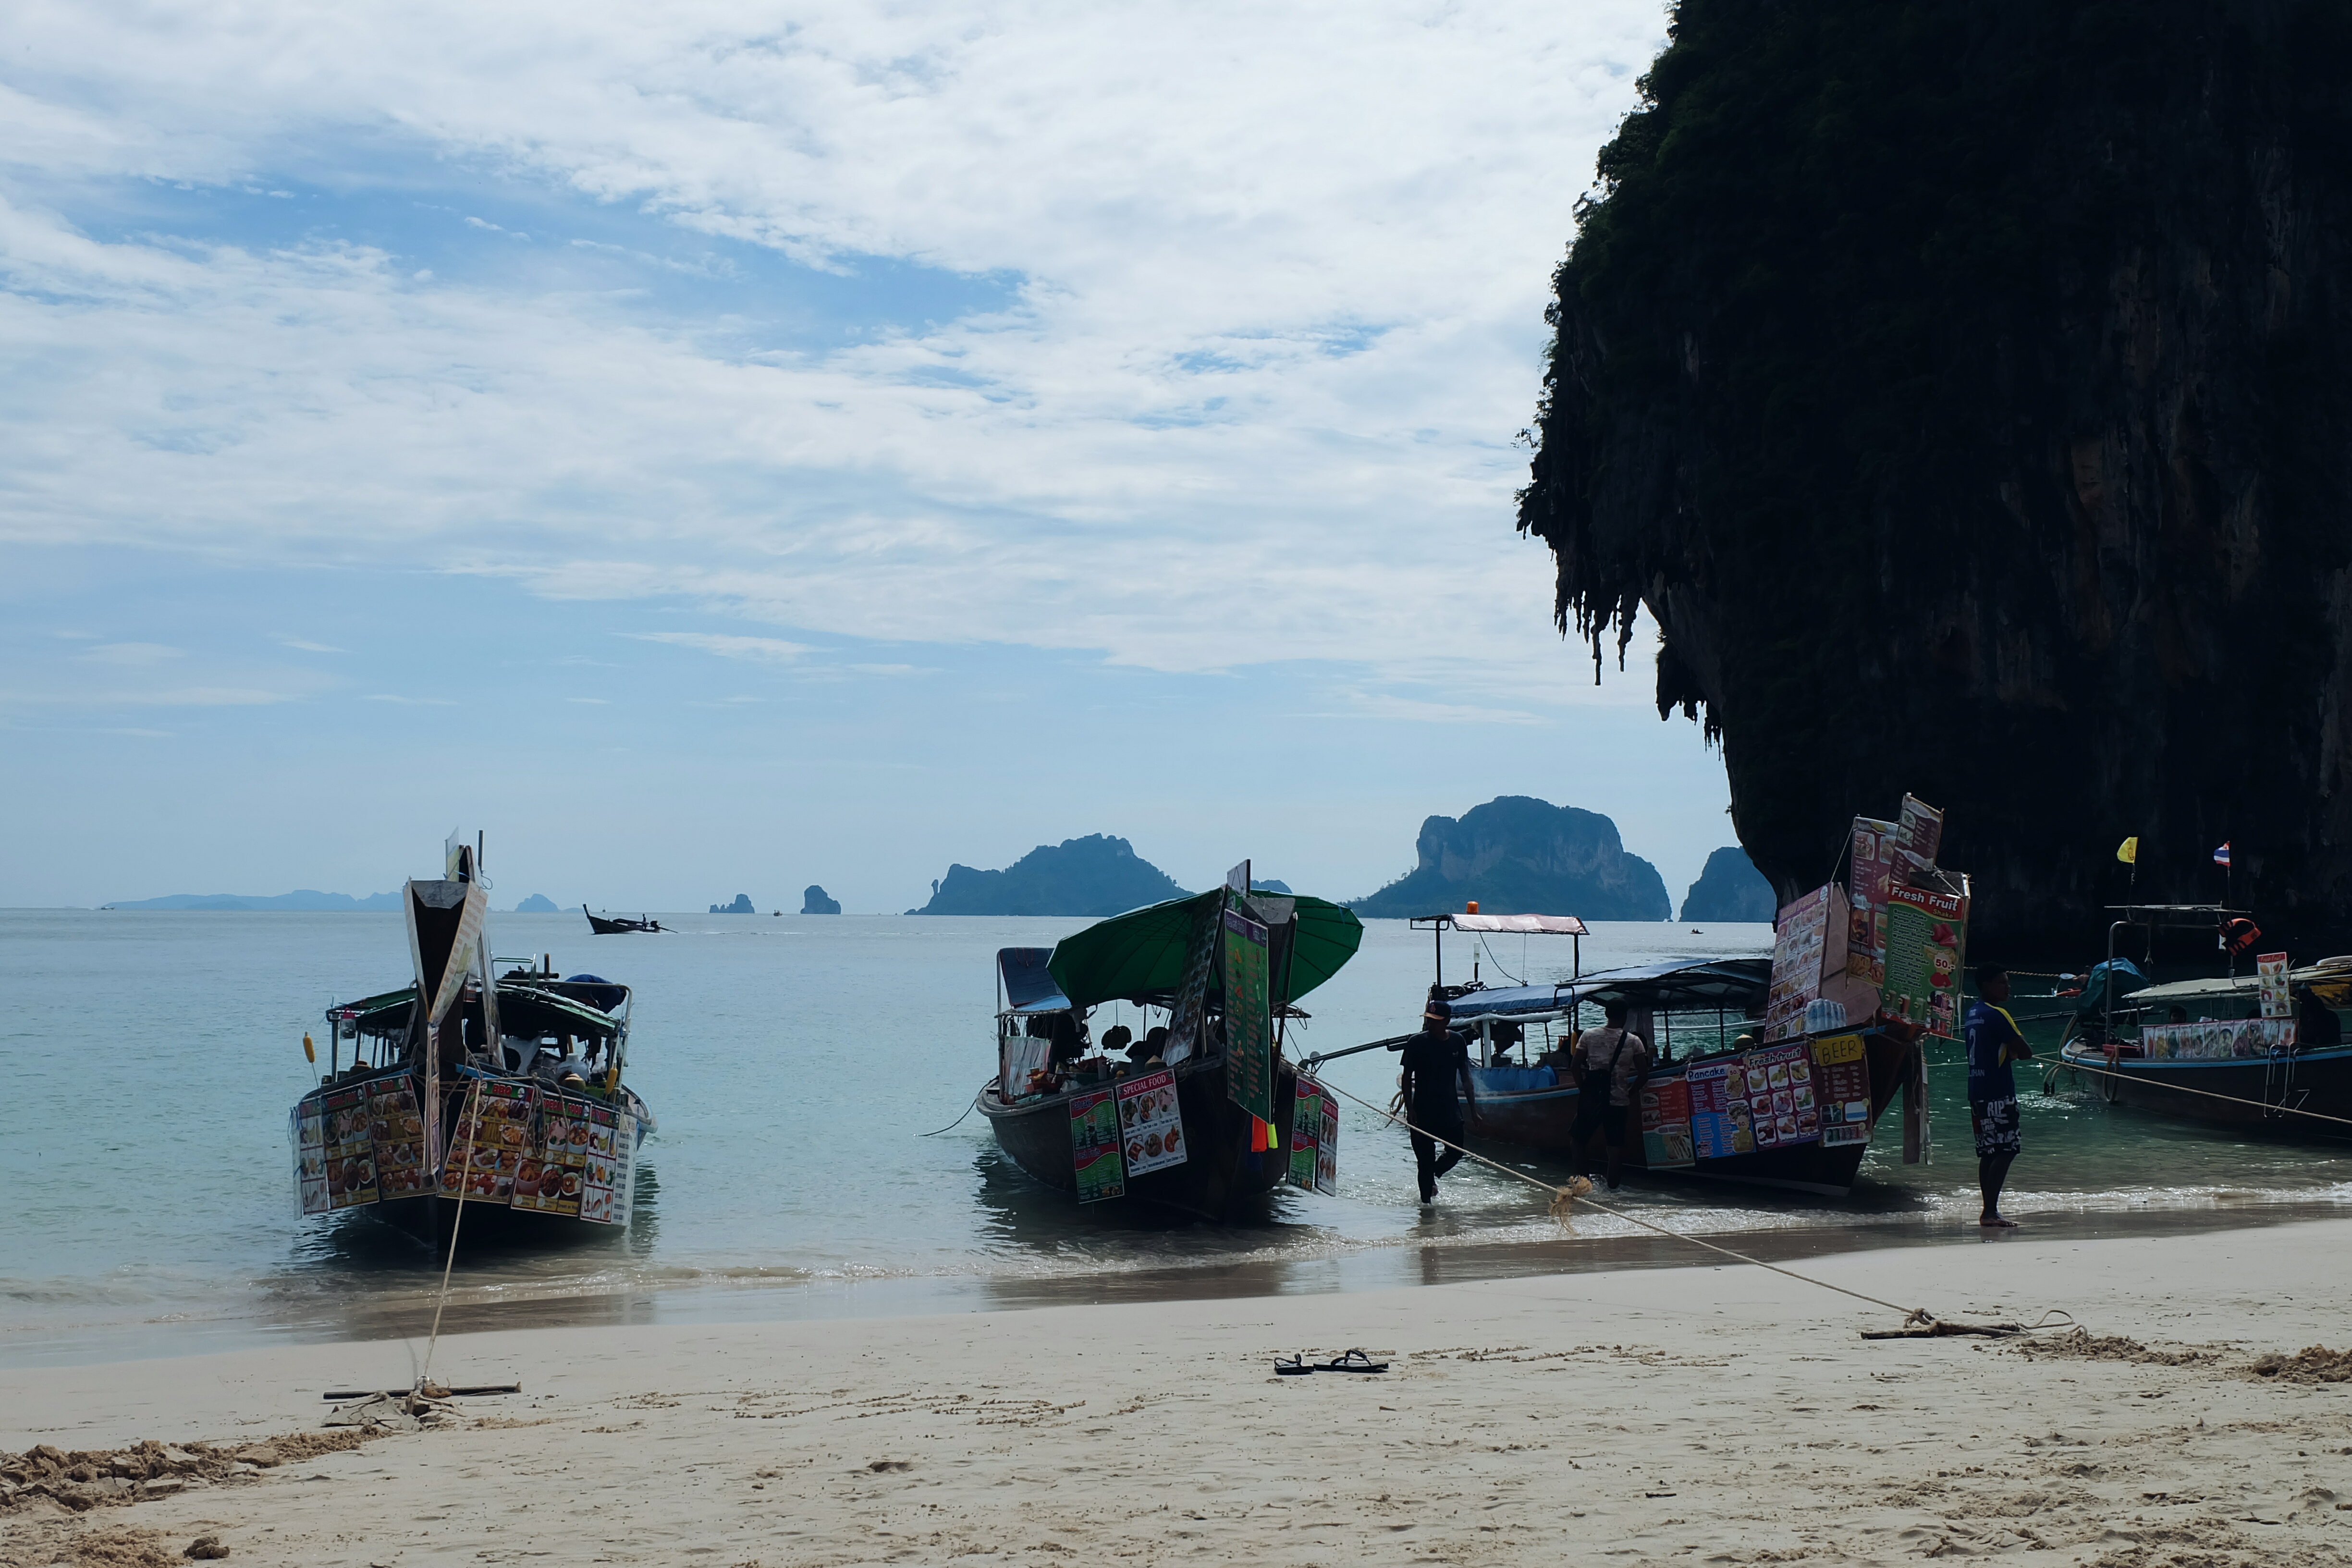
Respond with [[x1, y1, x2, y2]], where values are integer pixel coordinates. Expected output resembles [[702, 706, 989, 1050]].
[[9, 1219, 2352, 1567]]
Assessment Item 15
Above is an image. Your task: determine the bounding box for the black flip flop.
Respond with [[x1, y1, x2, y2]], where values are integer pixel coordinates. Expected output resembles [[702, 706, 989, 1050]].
[[1274, 1354, 1313, 1375], [1317, 1349, 1388, 1374]]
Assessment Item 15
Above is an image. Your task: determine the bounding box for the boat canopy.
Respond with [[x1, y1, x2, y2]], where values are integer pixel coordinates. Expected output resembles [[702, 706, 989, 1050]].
[[2125, 962, 2352, 1007], [997, 947, 1074, 1016], [1435, 912, 1589, 935], [1565, 956, 1772, 1011], [327, 978, 624, 1040], [1046, 889, 1364, 1011]]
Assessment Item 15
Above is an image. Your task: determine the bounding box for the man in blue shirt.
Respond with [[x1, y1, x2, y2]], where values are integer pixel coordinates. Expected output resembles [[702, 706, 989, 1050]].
[[1964, 967, 2034, 1228]]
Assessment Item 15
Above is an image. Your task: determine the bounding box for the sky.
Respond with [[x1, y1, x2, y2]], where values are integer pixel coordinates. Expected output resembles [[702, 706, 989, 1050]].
[[0, 0, 1735, 913]]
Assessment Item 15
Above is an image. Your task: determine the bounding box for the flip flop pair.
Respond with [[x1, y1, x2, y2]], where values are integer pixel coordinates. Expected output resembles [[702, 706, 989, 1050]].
[[1273, 1349, 1389, 1375]]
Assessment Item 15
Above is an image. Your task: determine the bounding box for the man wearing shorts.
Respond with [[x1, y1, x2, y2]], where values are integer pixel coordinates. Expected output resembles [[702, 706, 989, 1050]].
[[1964, 967, 2033, 1228], [1569, 999, 1650, 1190]]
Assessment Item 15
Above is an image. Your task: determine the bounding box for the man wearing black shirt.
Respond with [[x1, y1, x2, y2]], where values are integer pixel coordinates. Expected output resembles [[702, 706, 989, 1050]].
[[1398, 998, 1477, 1204]]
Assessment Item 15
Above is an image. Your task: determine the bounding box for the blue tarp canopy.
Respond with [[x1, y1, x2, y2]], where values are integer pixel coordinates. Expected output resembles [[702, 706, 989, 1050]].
[[997, 947, 1073, 1015]]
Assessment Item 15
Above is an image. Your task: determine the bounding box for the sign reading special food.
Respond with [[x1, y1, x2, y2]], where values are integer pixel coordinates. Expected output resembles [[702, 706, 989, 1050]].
[[1882, 884, 1968, 1040], [1638, 1077, 1696, 1168], [1764, 884, 1835, 1041], [1686, 1060, 1749, 1160], [1118, 1068, 1187, 1177], [1811, 1033, 1873, 1147], [1069, 1088, 1126, 1202]]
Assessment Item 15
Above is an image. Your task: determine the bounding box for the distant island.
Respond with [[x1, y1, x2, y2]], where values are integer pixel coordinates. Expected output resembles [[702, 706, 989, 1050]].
[[1253, 879, 1292, 895], [514, 894, 559, 913], [104, 890, 401, 911], [1348, 796, 1671, 920], [1678, 847, 1776, 922], [710, 894, 756, 914], [801, 884, 842, 914], [910, 834, 1188, 916]]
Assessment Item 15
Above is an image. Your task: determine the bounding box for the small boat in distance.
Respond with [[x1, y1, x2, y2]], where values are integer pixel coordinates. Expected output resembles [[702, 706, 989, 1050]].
[[585, 905, 664, 934], [976, 875, 1363, 1220], [292, 835, 655, 1246]]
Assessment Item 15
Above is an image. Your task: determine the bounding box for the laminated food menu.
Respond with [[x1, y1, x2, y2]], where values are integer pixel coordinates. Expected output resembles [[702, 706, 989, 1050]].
[[321, 1085, 379, 1210], [1764, 884, 1833, 1041], [574, 1100, 626, 1224], [293, 1100, 330, 1215], [1812, 1033, 1873, 1148], [368, 1078, 430, 1198], [1069, 1089, 1126, 1202], [515, 1093, 592, 1217], [1119, 1069, 1188, 1177], [443, 1079, 533, 1204], [1686, 1060, 1749, 1160], [1740, 1041, 1820, 1149], [1285, 1077, 1337, 1194], [1638, 1077, 1695, 1168]]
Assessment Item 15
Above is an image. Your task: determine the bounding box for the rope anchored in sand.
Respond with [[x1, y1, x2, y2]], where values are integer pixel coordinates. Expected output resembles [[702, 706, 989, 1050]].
[[1311, 1075, 2074, 1340]]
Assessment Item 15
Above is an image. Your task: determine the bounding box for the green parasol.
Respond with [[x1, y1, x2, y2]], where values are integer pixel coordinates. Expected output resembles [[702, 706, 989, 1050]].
[[1047, 890, 1364, 1011]]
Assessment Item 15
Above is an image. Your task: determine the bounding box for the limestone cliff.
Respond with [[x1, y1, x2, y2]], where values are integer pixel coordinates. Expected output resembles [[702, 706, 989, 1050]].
[[910, 835, 1188, 917], [1350, 796, 1670, 920], [1518, 0, 2352, 952], [1679, 847, 1775, 923]]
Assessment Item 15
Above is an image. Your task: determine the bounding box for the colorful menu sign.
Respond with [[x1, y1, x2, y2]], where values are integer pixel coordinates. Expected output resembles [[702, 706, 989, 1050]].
[[2259, 953, 2292, 1019], [321, 1084, 378, 1210], [1743, 1041, 1821, 1149], [1117, 1069, 1188, 1177], [1686, 1061, 1747, 1159], [1069, 1088, 1126, 1202], [2141, 1018, 2296, 1060], [442, 1079, 533, 1204], [1764, 884, 1834, 1041], [1845, 817, 1898, 984], [1883, 884, 1968, 1040], [1222, 906, 1274, 1123], [1812, 1033, 1873, 1148], [293, 1101, 330, 1215], [1285, 1077, 1339, 1194], [1638, 1077, 1695, 1168]]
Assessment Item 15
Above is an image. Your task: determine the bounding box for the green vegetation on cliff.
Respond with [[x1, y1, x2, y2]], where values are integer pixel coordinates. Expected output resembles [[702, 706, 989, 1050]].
[[1519, 0, 2352, 950], [911, 835, 1189, 917], [1350, 797, 1670, 920]]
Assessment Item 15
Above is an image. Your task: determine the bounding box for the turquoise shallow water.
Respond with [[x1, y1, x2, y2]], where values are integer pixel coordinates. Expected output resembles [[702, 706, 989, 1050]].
[[3, 908, 2347, 1365]]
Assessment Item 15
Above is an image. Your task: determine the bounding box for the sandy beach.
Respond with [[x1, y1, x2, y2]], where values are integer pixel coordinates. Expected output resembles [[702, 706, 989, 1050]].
[[8, 1219, 2352, 1568]]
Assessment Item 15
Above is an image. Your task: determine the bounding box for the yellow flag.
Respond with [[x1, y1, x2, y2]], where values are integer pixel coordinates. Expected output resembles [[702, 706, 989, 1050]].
[[2117, 836, 2138, 865]]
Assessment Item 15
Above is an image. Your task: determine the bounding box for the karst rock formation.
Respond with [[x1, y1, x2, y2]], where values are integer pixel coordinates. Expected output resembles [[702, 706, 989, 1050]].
[[1517, 0, 2352, 953]]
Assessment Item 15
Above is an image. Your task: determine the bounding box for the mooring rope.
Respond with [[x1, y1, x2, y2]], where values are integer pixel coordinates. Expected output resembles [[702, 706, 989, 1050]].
[[2051, 1053, 2352, 1129], [419, 1078, 483, 1394], [1326, 1081, 2079, 1335]]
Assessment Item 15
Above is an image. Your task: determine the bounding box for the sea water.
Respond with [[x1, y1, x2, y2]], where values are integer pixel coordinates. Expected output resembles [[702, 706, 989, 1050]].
[[3, 908, 2347, 1366]]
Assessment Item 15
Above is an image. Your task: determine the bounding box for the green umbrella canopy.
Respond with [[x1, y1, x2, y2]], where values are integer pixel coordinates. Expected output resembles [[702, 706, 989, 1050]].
[[1046, 890, 1364, 1011]]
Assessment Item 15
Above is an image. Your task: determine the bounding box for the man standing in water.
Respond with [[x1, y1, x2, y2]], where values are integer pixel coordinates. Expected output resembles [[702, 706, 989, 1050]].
[[1965, 966, 2033, 1228], [1568, 998, 1650, 1190], [1397, 997, 1476, 1204]]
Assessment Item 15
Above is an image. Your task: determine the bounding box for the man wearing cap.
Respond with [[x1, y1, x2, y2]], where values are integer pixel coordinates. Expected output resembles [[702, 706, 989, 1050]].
[[1397, 996, 1477, 1204]]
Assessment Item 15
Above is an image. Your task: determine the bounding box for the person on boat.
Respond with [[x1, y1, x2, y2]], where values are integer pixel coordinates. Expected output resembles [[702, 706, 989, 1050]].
[[1130, 1026, 1169, 1065], [1568, 999, 1650, 1191], [2298, 991, 2343, 1049], [1963, 967, 2033, 1229], [1102, 1024, 1133, 1058], [1397, 999, 1476, 1205]]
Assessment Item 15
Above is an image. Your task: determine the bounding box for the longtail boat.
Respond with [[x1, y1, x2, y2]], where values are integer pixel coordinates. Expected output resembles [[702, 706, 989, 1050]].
[[294, 837, 655, 1246], [976, 872, 1363, 1219], [585, 906, 663, 933]]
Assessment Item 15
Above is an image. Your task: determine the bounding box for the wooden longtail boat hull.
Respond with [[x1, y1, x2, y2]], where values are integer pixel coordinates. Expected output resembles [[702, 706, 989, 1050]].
[[1452, 1031, 1916, 1197], [2056, 1042, 2352, 1138], [977, 1052, 1298, 1220]]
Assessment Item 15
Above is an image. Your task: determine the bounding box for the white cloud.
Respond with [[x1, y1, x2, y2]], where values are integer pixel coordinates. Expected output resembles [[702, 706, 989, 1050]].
[[79, 641, 183, 665], [272, 634, 344, 652], [622, 632, 817, 662], [364, 693, 456, 705], [0, 0, 1670, 700]]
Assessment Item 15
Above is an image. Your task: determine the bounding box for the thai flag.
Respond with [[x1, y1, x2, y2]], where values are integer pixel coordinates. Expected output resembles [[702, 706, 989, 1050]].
[[2213, 841, 2232, 868]]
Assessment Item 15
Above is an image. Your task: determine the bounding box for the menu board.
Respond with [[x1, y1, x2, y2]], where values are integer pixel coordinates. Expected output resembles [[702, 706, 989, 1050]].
[[1314, 1090, 1338, 1195], [1118, 1069, 1188, 1177], [1286, 1078, 1320, 1190], [2259, 953, 2292, 1019], [607, 1111, 637, 1228], [1812, 1033, 1873, 1148], [445, 1079, 533, 1203], [1883, 884, 1968, 1039], [1222, 907, 1274, 1123], [1764, 884, 1834, 1041], [1745, 1041, 1820, 1149], [1845, 818, 1898, 983], [1686, 1061, 1750, 1159], [1895, 794, 1944, 881], [293, 1101, 330, 1215], [321, 1084, 379, 1210], [1069, 1089, 1126, 1202], [514, 1092, 595, 1217], [1638, 1077, 1695, 1167], [368, 1078, 430, 1199], [2141, 1018, 2296, 1060]]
